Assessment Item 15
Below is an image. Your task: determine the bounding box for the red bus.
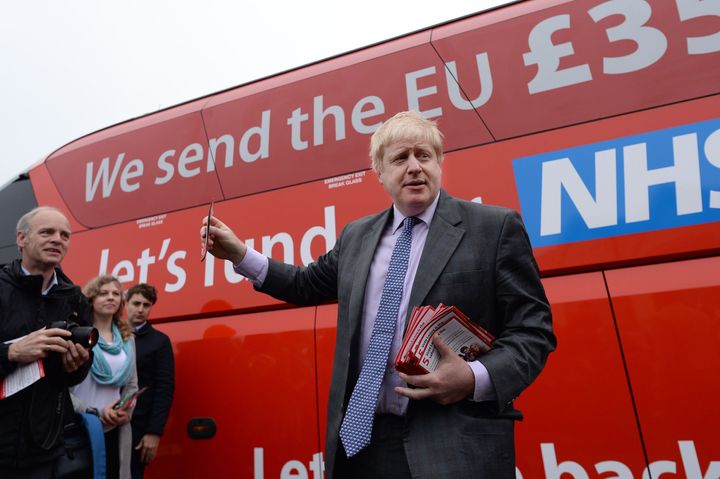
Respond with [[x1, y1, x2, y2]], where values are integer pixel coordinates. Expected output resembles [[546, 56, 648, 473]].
[[1, 0, 718, 477]]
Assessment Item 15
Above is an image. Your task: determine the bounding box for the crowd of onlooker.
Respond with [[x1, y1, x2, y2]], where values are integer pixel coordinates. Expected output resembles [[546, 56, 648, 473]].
[[71, 278, 174, 479], [0, 207, 175, 479]]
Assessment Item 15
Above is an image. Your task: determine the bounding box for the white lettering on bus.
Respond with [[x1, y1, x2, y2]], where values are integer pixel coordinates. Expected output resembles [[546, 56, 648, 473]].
[[288, 95, 385, 152], [624, 134, 702, 223], [301, 206, 336, 265], [288, 107, 310, 151], [85, 153, 145, 201], [251, 441, 718, 479], [587, 0, 667, 75], [444, 53, 493, 110], [677, 0, 720, 55], [239, 110, 271, 163], [154, 149, 176, 185], [253, 448, 324, 479], [540, 151, 618, 236], [706, 128, 720, 209], [178, 143, 204, 178], [540, 128, 719, 237], [151, 111, 270, 186], [202, 206, 337, 288], [208, 134, 234, 170], [540, 440, 719, 479], [405, 66, 442, 118], [82, 0, 720, 204], [313, 96, 346, 147], [350, 96, 384, 134], [523, 15, 593, 94], [98, 237, 187, 294]]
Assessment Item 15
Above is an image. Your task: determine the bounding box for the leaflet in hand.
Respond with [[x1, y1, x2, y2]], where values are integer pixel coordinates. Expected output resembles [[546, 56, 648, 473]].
[[1, 335, 45, 400], [113, 386, 148, 411], [394, 304, 494, 375]]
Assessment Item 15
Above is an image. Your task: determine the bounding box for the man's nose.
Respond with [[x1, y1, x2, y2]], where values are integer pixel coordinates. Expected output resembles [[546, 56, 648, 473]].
[[407, 154, 422, 171]]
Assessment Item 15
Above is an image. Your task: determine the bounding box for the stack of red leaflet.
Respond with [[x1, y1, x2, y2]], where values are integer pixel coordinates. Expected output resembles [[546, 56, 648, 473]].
[[394, 304, 495, 375]]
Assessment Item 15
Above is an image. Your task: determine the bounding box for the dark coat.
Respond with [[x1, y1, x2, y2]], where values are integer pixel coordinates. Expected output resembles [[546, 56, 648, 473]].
[[0, 260, 92, 468], [259, 191, 556, 479], [131, 322, 174, 437]]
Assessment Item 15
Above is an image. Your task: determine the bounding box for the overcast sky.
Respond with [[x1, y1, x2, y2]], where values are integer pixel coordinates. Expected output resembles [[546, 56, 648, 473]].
[[0, 1, 511, 189]]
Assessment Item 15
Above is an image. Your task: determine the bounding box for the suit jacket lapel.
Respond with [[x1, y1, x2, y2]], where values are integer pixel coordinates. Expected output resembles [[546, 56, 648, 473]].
[[407, 191, 464, 325], [346, 208, 392, 343]]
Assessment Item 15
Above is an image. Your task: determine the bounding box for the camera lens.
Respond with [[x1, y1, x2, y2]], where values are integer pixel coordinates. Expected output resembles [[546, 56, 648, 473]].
[[68, 324, 99, 349], [49, 318, 98, 349]]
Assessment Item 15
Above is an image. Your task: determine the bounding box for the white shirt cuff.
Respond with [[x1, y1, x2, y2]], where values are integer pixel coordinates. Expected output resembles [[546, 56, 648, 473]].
[[468, 360, 496, 402], [233, 247, 269, 287]]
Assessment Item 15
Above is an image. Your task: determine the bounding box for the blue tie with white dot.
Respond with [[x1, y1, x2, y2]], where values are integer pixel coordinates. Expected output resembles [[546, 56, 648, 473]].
[[339, 216, 417, 458]]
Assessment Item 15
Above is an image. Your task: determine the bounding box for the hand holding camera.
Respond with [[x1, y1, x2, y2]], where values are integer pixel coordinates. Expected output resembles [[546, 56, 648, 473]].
[[7, 327, 72, 363], [49, 313, 97, 373], [7, 313, 96, 370], [48, 314, 98, 349], [60, 341, 91, 373]]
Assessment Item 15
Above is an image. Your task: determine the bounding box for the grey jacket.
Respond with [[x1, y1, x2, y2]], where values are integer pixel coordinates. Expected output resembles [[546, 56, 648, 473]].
[[258, 190, 556, 478]]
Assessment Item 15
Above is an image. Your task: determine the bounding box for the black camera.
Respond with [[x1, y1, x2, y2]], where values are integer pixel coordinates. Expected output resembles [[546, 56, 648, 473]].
[[49, 315, 98, 349]]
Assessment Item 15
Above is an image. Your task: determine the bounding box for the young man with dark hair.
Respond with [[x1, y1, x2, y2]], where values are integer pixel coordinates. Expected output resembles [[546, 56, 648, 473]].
[[125, 283, 174, 479]]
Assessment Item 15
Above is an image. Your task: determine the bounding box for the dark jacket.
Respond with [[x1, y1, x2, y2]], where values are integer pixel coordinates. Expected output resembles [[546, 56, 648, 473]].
[[131, 322, 174, 436], [0, 260, 92, 468]]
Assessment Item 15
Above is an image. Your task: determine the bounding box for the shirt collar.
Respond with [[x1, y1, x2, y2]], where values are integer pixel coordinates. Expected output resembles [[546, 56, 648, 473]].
[[21, 265, 58, 295], [133, 321, 148, 333], [391, 192, 440, 233]]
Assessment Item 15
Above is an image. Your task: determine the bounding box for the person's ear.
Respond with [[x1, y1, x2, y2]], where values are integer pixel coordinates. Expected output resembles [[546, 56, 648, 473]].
[[16, 230, 26, 249]]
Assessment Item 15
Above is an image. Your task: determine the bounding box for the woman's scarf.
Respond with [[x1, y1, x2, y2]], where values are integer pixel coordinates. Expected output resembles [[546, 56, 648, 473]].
[[90, 322, 134, 386]]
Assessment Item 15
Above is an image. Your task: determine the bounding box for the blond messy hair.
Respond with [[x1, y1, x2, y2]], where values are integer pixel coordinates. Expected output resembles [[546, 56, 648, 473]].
[[370, 111, 444, 173]]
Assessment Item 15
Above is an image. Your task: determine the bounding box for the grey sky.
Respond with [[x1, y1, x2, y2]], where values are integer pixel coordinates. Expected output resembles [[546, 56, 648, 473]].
[[0, 1, 509, 188]]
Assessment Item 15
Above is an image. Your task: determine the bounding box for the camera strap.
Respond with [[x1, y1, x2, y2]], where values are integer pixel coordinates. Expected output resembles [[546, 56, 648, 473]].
[[79, 412, 106, 479]]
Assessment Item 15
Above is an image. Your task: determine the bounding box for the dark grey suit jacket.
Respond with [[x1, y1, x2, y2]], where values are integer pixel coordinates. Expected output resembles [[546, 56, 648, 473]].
[[259, 190, 555, 478]]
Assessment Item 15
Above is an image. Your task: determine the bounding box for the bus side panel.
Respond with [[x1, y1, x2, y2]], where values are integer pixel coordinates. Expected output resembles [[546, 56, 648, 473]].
[[62, 171, 392, 321], [606, 257, 720, 475], [146, 308, 319, 479], [514, 273, 646, 478], [28, 163, 88, 234], [431, 0, 720, 139], [444, 95, 720, 274], [201, 33, 493, 201], [315, 304, 339, 455], [45, 99, 223, 228]]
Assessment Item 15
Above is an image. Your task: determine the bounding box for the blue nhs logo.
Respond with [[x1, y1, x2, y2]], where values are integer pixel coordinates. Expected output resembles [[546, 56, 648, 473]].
[[513, 119, 720, 247]]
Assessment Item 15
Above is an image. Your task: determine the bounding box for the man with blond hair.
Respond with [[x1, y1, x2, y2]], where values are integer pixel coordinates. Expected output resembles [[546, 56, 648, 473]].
[[0, 206, 92, 478], [202, 111, 556, 478]]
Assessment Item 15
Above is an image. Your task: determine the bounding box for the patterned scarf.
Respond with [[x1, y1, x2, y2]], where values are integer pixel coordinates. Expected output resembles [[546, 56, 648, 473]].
[[90, 322, 134, 386]]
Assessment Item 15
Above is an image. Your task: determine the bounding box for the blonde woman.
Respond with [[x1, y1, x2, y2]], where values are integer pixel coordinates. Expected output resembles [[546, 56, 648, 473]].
[[72, 275, 138, 479]]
